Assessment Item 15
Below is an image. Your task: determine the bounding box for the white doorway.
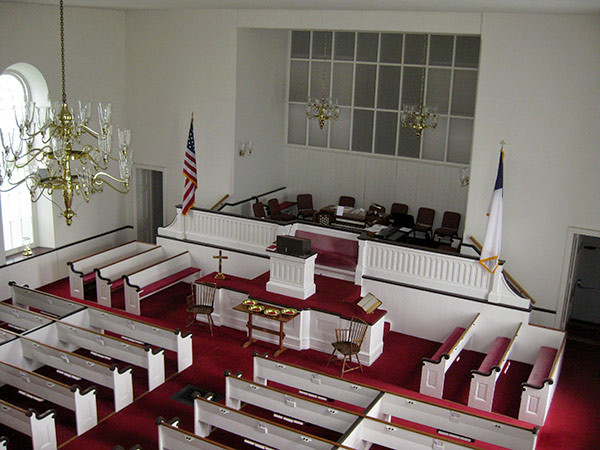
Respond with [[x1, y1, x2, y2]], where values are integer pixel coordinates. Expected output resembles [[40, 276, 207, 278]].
[[135, 166, 165, 244]]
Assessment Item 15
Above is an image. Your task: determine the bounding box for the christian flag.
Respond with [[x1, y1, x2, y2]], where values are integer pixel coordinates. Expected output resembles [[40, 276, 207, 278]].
[[182, 115, 197, 215], [480, 149, 504, 273]]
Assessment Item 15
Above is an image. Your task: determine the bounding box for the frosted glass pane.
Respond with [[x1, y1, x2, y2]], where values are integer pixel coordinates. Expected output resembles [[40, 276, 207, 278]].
[[400, 66, 422, 107], [375, 111, 398, 156], [354, 64, 377, 108], [312, 31, 333, 59], [291, 31, 310, 58], [334, 32, 355, 61], [332, 63, 353, 106], [422, 116, 448, 161], [377, 66, 400, 110], [451, 70, 477, 117], [380, 33, 403, 63], [398, 126, 420, 158], [352, 109, 373, 153], [404, 34, 427, 65], [357, 33, 378, 62], [429, 35, 453, 66], [426, 68, 451, 115], [308, 115, 329, 148], [310, 62, 331, 99], [455, 36, 480, 68], [287, 103, 306, 145], [289, 61, 309, 102], [331, 107, 351, 150], [447, 118, 473, 164]]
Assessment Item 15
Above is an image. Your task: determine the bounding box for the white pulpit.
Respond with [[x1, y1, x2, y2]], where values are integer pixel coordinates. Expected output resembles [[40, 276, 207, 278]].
[[266, 250, 317, 299]]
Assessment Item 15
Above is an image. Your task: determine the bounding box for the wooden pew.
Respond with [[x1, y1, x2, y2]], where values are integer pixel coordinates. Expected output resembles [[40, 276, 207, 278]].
[[193, 396, 352, 450], [68, 307, 193, 372], [8, 284, 193, 373], [0, 436, 6, 450], [518, 334, 566, 426], [10, 283, 86, 319], [0, 302, 53, 333], [253, 354, 538, 450], [225, 374, 486, 450], [67, 241, 158, 299], [156, 417, 235, 450], [94, 246, 165, 308], [420, 314, 480, 399], [0, 399, 57, 450], [54, 322, 165, 391], [18, 337, 134, 412], [0, 360, 97, 435], [123, 251, 201, 316], [468, 323, 522, 412]]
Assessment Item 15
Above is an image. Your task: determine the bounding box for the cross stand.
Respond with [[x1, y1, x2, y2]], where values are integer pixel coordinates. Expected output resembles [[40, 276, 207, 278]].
[[213, 250, 228, 280]]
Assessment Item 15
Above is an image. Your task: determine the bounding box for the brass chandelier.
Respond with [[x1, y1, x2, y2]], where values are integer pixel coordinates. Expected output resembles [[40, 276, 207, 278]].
[[0, 0, 132, 226], [401, 34, 438, 138], [306, 32, 339, 129]]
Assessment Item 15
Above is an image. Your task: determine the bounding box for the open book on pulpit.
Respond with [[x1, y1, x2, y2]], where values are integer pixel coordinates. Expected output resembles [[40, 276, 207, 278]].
[[357, 292, 382, 314]]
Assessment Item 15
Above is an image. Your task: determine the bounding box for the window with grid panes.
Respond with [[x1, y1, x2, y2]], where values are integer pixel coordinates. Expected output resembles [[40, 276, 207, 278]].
[[287, 31, 480, 165]]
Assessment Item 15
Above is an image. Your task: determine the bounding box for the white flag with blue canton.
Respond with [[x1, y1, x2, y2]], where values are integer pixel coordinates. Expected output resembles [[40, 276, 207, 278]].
[[480, 149, 504, 273]]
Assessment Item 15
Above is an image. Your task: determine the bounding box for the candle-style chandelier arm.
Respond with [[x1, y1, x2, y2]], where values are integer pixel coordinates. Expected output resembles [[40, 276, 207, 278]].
[[91, 171, 130, 194]]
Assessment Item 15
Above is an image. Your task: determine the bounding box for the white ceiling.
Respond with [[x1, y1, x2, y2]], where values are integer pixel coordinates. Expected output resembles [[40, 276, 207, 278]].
[[2, 0, 600, 14]]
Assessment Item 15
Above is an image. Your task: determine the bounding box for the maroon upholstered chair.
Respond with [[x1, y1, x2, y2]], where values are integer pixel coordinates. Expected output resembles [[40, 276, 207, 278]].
[[338, 196, 355, 207], [267, 198, 295, 221], [434, 211, 461, 242], [296, 193, 316, 220], [252, 202, 267, 218], [412, 207, 435, 239], [390, 202, 408, 215]]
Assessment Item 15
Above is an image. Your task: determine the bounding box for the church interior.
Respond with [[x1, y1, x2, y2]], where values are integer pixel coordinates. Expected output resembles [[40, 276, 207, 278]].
[[0, 0, 599, 449]]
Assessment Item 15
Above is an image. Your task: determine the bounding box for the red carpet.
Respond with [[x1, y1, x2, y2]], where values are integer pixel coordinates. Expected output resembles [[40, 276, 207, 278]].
[[0, 277, 598, 449]]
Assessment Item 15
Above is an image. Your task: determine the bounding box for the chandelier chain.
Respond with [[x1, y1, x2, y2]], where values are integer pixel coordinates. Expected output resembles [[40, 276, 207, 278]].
[[60, 0, 66, 104]]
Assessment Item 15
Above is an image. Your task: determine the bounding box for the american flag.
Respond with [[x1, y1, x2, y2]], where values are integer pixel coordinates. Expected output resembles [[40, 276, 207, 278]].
[[182, 115, 197, 215]]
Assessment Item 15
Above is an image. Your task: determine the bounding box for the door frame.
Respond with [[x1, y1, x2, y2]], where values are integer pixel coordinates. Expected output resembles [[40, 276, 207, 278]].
[[133, 164, 167, 242], [558, 226, 600, 329]]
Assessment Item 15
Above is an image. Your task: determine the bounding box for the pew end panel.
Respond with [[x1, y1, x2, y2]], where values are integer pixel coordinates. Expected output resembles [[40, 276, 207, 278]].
[[518, 335, 566, 426], [420, 314, 480, 399], [0, 400, 57, 450], [468, 322, 522, 412]]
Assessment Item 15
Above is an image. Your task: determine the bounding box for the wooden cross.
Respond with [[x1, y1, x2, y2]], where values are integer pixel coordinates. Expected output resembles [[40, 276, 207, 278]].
[[213, 250, 228, 280]]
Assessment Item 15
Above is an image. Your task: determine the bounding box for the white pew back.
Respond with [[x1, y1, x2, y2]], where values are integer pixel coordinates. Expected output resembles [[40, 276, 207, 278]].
[[11, 283, 85, 318], [95, 246, 165, 307], [67, 241, 157, 299], [0, 303, 52, 332], [0, 361, 97, 435], [253, 355, 538, 450], [157, 417, 235, 450], [19, 337, 133, 412], [72, 307, 193, 372], [0, 399, 57, 450], [194, 397, 351, 450]]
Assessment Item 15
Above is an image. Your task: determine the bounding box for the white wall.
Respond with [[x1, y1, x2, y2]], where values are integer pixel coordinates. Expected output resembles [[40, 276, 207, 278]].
[[0, 3, 130, 247], [465, 13, 600, 326], [125, 9, 238, 223], [233, 28, 288, 216]]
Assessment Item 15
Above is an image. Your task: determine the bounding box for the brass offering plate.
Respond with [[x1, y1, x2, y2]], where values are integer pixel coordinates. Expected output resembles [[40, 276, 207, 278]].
[[243, 299, 257, 306], [263, 308, 280, 317], [248, 305, 264, 312], [281, 308, 297, 316]]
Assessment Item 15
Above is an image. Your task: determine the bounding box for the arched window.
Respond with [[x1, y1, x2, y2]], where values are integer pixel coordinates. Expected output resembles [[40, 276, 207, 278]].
[[0, 70, 35, 254]]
